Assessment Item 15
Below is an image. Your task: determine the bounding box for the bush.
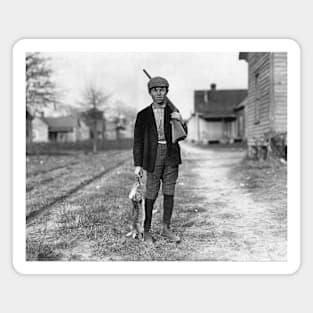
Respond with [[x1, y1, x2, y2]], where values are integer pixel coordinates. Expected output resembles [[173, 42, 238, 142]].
[[270, 133, 287, 160]]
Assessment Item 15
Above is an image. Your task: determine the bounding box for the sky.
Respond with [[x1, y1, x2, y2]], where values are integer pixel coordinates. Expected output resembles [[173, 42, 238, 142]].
[[44, 52, 248, 119]]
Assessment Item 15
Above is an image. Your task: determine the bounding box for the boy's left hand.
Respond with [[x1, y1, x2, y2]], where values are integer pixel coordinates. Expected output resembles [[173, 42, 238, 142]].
[[171, 112, 183, 121]]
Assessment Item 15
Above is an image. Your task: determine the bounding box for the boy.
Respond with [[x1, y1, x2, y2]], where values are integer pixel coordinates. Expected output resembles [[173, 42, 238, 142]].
[[133, 76, 187, 243]]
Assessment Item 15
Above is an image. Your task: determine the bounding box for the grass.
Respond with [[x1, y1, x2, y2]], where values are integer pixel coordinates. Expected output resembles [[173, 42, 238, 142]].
[[26, 155, 203, 261], [230, 156, 287, 208], [229, 155, 287, 244], [26, 145, 288, 262], [26, 151, 130, 216], [26, 138, 133, 155]]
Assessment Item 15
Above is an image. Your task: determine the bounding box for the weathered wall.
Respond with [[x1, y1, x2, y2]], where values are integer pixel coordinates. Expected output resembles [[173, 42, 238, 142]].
[[272, 52, 288, 133], [245, 53, 271, 146], [187, 115, 199, 142], [32, 118, 48, 142], [235, 108, 245, 140], [77, 122, 90, 141], [187, 115, 236, 143]]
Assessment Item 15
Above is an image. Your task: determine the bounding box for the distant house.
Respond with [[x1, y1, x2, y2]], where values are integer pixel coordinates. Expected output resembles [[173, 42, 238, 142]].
[[117, 120, 133, 139], [94, 119, 105, 139], [103, 116, 133, 140], [239, 52, 287, 159], [32, 116, 49, 142], [43, 116, 90, 142], [187, 84, 247, 144], [104, 119, 118, 140], [81, 108, 105, 140]]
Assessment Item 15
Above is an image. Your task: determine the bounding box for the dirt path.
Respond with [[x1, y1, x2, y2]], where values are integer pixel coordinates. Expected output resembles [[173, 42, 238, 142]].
[[175, 143, 287, 261]]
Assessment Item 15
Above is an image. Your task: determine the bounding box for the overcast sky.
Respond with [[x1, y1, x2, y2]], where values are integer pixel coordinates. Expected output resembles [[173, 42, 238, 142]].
[[44, 52, 248, 119]]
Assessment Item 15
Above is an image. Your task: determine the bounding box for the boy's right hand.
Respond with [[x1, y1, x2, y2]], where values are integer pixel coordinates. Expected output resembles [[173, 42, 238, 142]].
[[134, 166, 143, 178]]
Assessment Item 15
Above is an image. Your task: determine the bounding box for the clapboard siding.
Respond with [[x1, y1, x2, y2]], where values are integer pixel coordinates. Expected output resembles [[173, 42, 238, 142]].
[[273, 53, 288, 132], [245, 53, 271, 145], [242, 52, 287, 146]]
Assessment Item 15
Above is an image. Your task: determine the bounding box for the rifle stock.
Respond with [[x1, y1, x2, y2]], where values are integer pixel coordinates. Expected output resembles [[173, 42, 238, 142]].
[[142, 69, 187, 143]]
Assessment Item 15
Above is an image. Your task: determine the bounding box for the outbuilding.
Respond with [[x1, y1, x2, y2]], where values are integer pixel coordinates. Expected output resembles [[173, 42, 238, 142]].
[[187, 84, 247, 144], [44, 116, 90, 142]]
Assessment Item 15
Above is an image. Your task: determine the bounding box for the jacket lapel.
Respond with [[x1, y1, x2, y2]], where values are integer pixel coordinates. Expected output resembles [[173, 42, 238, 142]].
[[148, 105, 158, 138], [164, 104, 172, 143]]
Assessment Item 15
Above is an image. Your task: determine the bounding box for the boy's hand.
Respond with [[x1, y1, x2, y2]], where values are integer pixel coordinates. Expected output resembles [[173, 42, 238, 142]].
[[171, 112, 183, 121], [134, 166, 143, 178]]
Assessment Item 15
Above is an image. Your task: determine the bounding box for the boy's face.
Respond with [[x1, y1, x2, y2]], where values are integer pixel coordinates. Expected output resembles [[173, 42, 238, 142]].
[[149, 87, 168, 104]]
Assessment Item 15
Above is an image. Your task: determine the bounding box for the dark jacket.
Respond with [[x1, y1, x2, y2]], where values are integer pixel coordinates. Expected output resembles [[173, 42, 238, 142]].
[[133, 104, 186, 172]]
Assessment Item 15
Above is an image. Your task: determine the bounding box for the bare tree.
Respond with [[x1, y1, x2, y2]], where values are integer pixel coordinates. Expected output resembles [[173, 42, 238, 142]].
[[26, 52, 58, 113], [80, 84, 111, 153]]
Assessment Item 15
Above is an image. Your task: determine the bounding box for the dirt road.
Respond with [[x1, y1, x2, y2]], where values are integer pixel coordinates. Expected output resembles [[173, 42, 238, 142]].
[[174, 142, 287, 261], [26, 143, 287, 261]]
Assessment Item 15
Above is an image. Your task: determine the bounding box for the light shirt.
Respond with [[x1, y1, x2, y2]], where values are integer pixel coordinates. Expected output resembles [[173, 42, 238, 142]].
[[152, 103, 166, 143]]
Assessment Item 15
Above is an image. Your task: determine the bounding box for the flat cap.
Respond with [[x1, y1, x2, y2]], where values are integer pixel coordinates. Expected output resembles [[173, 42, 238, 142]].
[[147, 76, 169, 90]]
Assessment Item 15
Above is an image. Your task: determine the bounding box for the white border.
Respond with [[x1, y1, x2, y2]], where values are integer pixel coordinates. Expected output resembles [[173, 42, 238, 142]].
[[13, 39, 300, 275]]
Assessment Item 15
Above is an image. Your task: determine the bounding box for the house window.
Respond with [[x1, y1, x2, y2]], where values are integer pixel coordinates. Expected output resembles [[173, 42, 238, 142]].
[[254, 73, 260, 124]]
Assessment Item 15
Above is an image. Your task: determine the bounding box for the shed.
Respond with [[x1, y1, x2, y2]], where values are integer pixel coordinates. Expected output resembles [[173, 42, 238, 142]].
[[44, 116, 90, 142]]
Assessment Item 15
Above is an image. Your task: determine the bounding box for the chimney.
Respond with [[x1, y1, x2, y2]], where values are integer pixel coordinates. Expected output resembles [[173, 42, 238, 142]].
[[210, 83, 216, 91]]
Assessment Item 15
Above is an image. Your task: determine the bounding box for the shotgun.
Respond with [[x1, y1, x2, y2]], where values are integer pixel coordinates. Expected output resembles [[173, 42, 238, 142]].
[[143, 69, 187, 143]]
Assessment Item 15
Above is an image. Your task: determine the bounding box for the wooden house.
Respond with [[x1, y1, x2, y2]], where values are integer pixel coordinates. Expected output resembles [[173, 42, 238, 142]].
[[43, 116, 90, 142], [187, 84, 247, 144], [32, 116, 49, 142], [103, 115, 133, 140], [239, 52, 287, 159], [117, 120, 133, 139], [104, 119, 118, 140]]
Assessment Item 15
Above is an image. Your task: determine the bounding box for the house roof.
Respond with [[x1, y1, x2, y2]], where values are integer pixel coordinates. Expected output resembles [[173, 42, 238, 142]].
[[194, 89, 248, 118], [43, 116, 79, 132], [239, 52, 248, 61], [234, 96, 248, 111]]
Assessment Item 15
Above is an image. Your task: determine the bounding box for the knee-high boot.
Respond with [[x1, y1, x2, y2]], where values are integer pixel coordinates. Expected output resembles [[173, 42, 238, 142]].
[[162, 195, 180, 243], [144, 198, 155, 232], [163, 194, 174, 227]]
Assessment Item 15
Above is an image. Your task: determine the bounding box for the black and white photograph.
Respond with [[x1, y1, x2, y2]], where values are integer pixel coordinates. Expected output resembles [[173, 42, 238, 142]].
[[13, 39, 300, 274]]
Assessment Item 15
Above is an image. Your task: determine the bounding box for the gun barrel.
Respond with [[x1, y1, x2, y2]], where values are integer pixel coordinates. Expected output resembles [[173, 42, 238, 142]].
[[143, 69, 152, 79]]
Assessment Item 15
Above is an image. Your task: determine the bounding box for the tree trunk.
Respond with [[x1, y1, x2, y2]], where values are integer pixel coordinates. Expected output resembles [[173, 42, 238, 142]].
[[92, 124, 97, 153], [93, 138, 97, 153]]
